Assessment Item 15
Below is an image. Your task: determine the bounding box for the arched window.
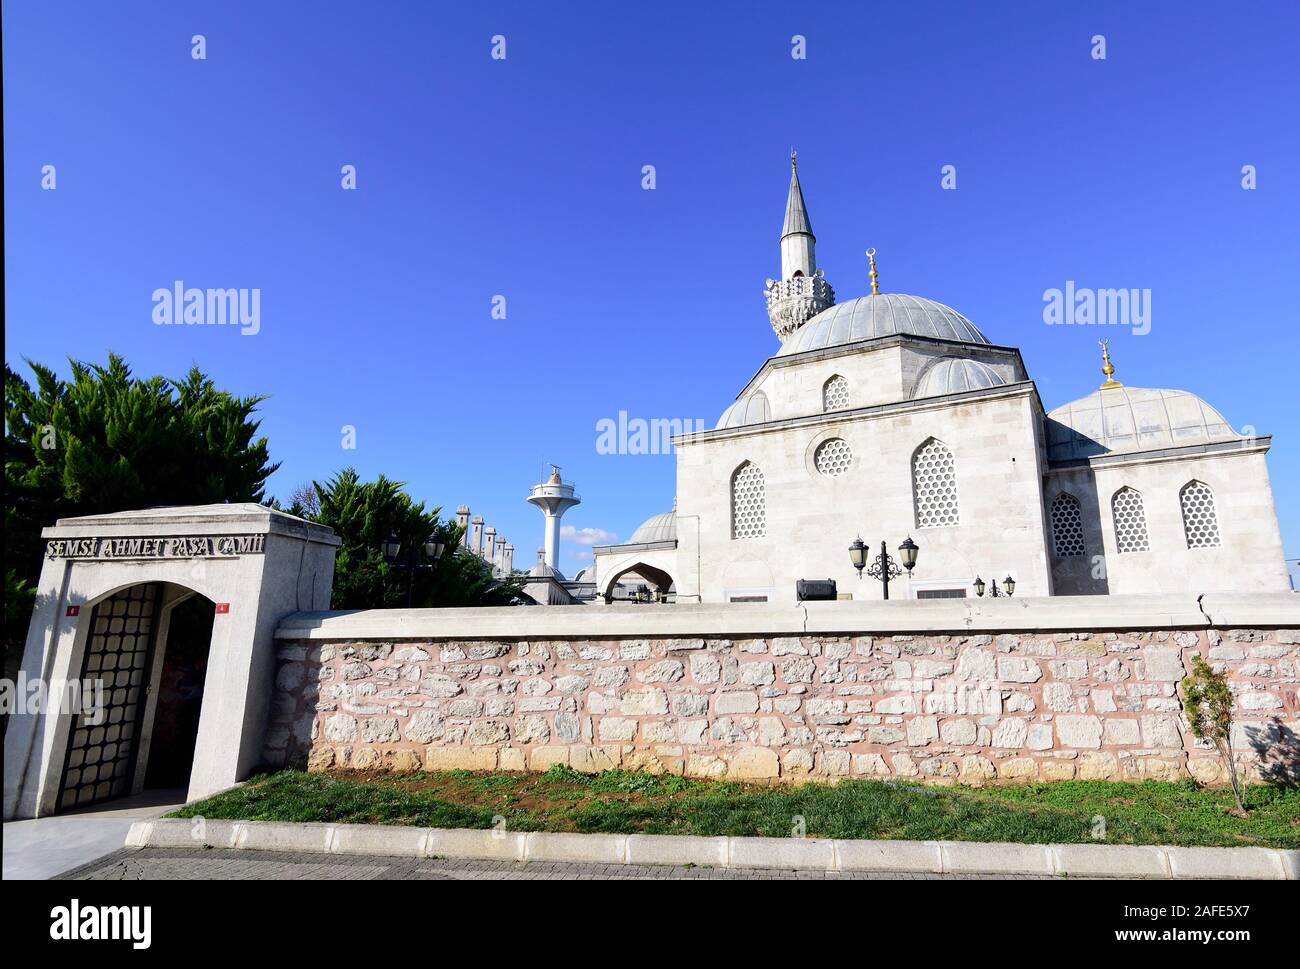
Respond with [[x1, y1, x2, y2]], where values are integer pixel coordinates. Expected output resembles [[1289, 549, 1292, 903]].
[[822, 374, 850, 412], [731, 462, 766, 539], [1111, 487, 1149, 553], [1180, 480, 1221, 548], [912, 438, 959, 528], [1050, 493, 1086, 557]]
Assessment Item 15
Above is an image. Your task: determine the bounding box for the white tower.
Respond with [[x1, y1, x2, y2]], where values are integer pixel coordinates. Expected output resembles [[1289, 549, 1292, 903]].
[[527, 465, 580, 572], [765, 150, 834, 341]]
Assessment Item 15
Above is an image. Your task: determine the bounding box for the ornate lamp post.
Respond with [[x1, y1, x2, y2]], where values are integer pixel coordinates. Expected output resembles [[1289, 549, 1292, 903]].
[[383, 531, 447, 607], [849, 536, 919, 600], [973, 575, 1015, 598]]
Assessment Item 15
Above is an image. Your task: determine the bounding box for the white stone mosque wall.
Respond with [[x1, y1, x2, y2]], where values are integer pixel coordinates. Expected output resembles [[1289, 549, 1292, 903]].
[[1044, 445, 1289, 596], [674, 384, 1054, 604]]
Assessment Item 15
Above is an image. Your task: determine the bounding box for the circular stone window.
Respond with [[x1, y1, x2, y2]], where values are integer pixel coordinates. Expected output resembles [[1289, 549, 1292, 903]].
[[814, 437, 853, 477]]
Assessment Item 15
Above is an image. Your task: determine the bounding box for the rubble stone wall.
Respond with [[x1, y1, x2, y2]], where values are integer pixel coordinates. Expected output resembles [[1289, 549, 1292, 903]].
[[265, 625, 1299, 784]]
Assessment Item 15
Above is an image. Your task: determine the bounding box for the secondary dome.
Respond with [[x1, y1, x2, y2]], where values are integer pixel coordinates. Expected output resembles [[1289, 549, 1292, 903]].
[[717, 391, 771, 429], [778, 294, 989, 356], [916, 357, 1007, 398], [528, 557, 566, 581], [1046, 386, 1239, 462], [628, 510, 677, 544]]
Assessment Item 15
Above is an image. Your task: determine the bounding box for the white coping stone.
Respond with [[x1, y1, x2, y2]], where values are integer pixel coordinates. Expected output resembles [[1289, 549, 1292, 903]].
[[727, 836, 836, 870], [525, 831, 627, 864], [423, 827, 527, 862], [1051, 843, 1170, 879], [940, 841, 1056, 875], [1280, 851, 1300, 881], [329, 822, 426, 857], [1164, 845, 1289, 880], [274, 593, 1300, 641], [835, 838, 943, 872], [625, 834, 729, 868], [127, 818, 237, 849], [123, 821, 154, 848], [123, 821, 1296, 879], [235, 821, 336, 854]]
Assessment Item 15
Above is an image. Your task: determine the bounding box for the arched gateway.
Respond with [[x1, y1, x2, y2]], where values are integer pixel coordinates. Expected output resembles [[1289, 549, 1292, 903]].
[[3, 504, 339, 820]]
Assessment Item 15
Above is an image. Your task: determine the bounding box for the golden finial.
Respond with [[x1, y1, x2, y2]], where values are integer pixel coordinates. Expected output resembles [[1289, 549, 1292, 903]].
[[866, 248, 880, 296], [1099, 339, 1122, 389]]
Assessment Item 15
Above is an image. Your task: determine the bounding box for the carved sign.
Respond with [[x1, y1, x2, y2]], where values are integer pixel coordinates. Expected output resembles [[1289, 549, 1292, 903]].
[[45, 534, 266, 560]]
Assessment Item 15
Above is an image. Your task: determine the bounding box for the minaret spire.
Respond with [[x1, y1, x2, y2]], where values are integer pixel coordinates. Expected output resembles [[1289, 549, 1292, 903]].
[[781, 150, 814, 255], [765, 150, 834, 341]]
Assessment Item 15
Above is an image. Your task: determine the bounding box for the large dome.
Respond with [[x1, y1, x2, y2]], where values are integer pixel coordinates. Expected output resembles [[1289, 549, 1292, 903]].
[[1046, 386, 1239, 462], [778, 293, 989, 356], [628, 510, 677, 544]]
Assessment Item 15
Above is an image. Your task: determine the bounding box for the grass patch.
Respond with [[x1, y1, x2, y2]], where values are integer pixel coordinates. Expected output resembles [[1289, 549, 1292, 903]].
[[168, 767, 1300, 848]]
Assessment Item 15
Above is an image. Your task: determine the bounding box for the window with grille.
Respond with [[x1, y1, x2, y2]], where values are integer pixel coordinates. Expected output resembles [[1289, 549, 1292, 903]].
[[823, 375, 850, 411], [814, 438, 853, 477], [1180, 480, 1221, 548], [912, 438, 959, 528], [1050, 492, 1086, 557], [916, 588, 967, 599], [58, 584, 159, 811], [732, 462, 766, 539], [1112, 487, 1150, 553]]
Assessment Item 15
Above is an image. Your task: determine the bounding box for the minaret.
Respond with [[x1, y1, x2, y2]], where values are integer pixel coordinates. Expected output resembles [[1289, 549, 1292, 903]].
[[527, 465, 580, 572], [765, 150, 834, 341]]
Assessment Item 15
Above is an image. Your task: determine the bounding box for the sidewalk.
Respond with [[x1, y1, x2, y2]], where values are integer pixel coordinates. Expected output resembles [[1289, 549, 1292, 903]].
[[3, 789, 187, 880]]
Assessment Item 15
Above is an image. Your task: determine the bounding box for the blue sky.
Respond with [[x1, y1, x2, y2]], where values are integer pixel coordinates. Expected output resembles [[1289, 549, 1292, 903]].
[[4, 1, 1298, 581]]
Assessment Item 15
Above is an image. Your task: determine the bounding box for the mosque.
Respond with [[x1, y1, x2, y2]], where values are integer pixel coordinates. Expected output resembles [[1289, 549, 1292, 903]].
[[512, 155, 1290, 605]]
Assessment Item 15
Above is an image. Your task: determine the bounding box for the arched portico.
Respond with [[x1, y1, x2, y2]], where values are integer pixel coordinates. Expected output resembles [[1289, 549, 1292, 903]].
[[3, 504, 339, 819], [602, 560, 677, 603]]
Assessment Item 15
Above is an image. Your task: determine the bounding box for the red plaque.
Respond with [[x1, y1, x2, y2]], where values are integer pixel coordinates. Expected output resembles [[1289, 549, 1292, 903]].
[[215, 602, 231, 614], [66, 605, 80, 617]]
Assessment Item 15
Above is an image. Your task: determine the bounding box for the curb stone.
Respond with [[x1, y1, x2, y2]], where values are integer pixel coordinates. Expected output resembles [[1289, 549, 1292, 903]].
[[124, 819, 1297, 879]]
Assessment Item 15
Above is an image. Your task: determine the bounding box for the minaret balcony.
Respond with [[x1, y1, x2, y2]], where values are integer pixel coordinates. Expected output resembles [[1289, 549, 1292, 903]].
[[765, 273, 835, 340]]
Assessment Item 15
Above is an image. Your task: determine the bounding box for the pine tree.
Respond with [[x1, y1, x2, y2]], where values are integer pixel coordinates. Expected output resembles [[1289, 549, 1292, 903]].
[[4, 354, 277, 668], [309, 468, 523, 609]]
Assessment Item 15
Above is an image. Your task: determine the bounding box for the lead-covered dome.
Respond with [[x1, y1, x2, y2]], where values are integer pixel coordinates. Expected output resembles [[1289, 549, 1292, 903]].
[[1046, 386, 1239, 462], [717, 391, 771, 429], [916, 357, 1007, 398], [628, 510, 677, 544], [778, 294, 989, 356]]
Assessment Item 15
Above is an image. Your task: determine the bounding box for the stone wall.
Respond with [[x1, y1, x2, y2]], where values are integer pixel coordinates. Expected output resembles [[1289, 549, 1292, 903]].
[[265, 603, 1299, 784]]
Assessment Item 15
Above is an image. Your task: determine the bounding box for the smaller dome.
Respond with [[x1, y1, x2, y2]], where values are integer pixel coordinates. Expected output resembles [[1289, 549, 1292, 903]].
[[628, 510, 677, 544], [717, 391, 771, 429], [1047, 386, 1239, 461], [916, 357, 1007, 398], [572, 565, 596, 583], [527, 550, 565, 580]]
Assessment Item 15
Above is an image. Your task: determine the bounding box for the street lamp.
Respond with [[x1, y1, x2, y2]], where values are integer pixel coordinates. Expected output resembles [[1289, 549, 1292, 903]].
[[849, 536, 920, 600], [973, 575, 1015, 597], [383, 531, 447, 607]]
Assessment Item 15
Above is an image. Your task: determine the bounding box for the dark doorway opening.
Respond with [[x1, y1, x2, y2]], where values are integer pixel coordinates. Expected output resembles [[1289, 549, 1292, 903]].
[[143, 593, 214, 789]]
